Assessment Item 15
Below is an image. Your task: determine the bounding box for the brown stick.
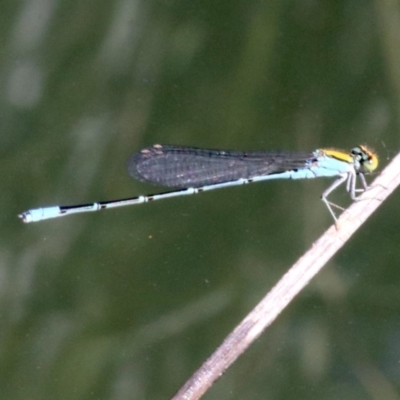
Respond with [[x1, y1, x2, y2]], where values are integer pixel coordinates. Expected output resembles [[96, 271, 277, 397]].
[[171, 151, 400, 400]]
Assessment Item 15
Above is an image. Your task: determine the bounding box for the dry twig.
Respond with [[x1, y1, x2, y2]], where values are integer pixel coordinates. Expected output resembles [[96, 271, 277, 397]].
[[171, 151, 400, 400]]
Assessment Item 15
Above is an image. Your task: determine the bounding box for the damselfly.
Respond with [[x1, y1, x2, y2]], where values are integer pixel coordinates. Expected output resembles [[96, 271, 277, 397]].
[[19, 144, 378, 223]]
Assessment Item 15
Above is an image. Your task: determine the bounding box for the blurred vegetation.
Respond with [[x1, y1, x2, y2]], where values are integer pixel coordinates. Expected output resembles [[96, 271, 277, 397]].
[[1, 0, 400, 399]]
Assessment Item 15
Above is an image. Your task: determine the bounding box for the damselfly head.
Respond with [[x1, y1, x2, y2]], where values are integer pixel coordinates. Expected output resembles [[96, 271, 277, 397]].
[[352, 145, 378, 173]]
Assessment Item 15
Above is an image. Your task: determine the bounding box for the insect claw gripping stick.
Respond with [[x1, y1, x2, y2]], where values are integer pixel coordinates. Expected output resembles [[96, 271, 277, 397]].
[[19, 144, 378, 224]]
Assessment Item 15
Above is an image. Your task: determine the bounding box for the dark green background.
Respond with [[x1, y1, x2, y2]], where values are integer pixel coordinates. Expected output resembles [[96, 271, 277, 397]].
[[2, 1, 400, 399]]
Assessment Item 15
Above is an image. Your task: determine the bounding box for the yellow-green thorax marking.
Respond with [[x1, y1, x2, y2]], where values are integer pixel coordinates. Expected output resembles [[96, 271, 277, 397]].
[[322, 145, 378, 173]]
